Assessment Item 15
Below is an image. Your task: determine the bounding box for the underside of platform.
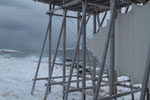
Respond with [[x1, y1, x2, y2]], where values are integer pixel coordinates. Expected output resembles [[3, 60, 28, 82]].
[[34, 0, 148, 14]]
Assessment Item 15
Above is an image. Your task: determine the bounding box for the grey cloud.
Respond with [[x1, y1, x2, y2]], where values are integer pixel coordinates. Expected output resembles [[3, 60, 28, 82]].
[[0, 0, 77, 51], [0, 0, 32, 9]]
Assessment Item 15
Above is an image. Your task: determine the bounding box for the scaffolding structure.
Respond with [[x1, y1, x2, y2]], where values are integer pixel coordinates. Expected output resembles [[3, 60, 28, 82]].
[[31, 0, 150, 100]]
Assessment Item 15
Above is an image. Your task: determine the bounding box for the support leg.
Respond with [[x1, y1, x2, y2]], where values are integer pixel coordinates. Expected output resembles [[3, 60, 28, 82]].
[[31, 19, 51, 95], [77, 12, 81, 88], [109, 0, 117, 97], [86, 48, 95, 86], [82, 1, 87, 100], [43, 9, 67, 100], [129, 80, 135, 100], [93, 13, 97, 93], [146, 88, 149, 100], [48, 1, 52, 92], [96, 12, 107, 34], [140, 44, 150, 100], [64, 3, 87, 100], [94, 0, 117, 99], [62, 8, 67, 100]]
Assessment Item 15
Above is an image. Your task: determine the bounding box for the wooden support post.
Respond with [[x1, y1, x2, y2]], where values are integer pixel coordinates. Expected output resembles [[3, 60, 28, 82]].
[[97, 12, 107, 33], [77, 12, 81, 88], [109, 0, 117, 97], [43, 9, 67, 100], [125, 6, 129, 13], [64, 3, 87, 100], [94, 0, 117, 99], [86, 47, 95, 88], [62, 5, 67, 100], [62, 1, 66, 99], [82, 1, 87, 100], [48, 0, 52, 92], [96, 14, 101, 29], [86, 15, 91, 25], [100, 12, 107, 28], [31, 18, 51, 95], [93, 13, 96, 93], [95, 6, 100, 29], [140, 44, 150, 100], [129, 81, 135, 100], [146, 88, 149, 100]]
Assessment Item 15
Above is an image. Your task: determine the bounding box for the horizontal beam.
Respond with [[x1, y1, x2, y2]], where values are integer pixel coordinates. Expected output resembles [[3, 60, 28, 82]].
[[33, 75, 78, 81], [50, 13, 78, 19], [102, 79, 130, 84], [120, 0, 132, 3], [47, 0, 81, 14], [88, 3, 109, 10], [83, 89, 141, 99], [117, 83, 140, 90], [36, 0, 140, 14], [69, 84, 110, 93], [136, 0, 147, 3], [50, 77, 97, 85], [98, 89, 141, 100]]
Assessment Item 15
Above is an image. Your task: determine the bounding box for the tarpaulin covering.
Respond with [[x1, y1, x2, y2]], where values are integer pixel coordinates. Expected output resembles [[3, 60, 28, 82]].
[[87, 2, 150, 87]]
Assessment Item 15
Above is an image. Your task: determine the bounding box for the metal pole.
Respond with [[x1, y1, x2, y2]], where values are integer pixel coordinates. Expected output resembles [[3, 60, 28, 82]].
[[64, 3, 87, 100], [82, 1, 86, 100], [94, 0, 117, 99], [43, 9, 67, 100], [31, 18, 51, 95], [140, 44, 150, 100]]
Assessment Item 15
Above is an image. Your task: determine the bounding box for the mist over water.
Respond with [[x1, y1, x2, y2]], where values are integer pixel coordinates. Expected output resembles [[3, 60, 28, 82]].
[[0, 48, 100, 68]]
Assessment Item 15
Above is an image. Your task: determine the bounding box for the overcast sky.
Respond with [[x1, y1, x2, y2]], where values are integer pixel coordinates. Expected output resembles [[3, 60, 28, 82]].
[[0, 0, 81, 51]]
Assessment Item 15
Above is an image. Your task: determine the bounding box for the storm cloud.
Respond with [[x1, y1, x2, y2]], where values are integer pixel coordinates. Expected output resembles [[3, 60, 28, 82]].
[[0, 0, 77, 51]]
